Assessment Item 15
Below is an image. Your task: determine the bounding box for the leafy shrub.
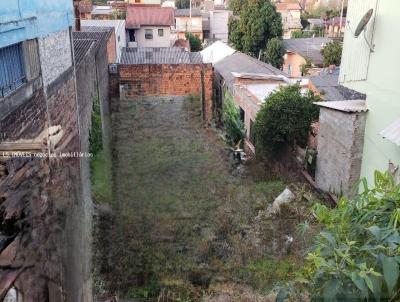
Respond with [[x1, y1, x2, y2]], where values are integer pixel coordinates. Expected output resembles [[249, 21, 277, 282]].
[[254, 85, 320, 155], [303, 171, 400, 301], [222, 92, 245, 146], [89, 96, 103, 155], [300, 57, 312, 76], [321, 41, 342, 67], [185, 32, 202, 52]]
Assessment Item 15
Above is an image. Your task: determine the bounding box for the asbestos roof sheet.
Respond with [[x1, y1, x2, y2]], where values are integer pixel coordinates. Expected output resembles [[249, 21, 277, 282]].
[[126, 6, 174, 28], [380, 119, 400, 146], [309, 68, 366, 102], [200, 41, 235, 64], [73, 28, 113, 65], [175, 8, 202, 17], [314, 100, 368, 113], [120, 47, 203, 64], [214, 52, 288, 90], [283, 37, 333, 66]]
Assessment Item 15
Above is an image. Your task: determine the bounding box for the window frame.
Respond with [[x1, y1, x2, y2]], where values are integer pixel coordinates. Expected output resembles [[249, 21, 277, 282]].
[[145, 29, 153, 40], [0, 42, 26, 98], [158, 28, 164, 37]]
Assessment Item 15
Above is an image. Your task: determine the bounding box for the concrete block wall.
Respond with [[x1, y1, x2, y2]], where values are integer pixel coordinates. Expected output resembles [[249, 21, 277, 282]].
[[118, 63, 213, 123], [315, 108, 367, 197]]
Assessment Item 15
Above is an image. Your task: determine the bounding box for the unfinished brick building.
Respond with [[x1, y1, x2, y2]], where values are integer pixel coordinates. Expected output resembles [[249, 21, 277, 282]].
[[0, 2, 113, 301]]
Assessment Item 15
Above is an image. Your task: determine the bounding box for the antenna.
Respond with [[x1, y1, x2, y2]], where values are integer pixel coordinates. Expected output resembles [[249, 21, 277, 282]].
[[351, 8, 375, 52]]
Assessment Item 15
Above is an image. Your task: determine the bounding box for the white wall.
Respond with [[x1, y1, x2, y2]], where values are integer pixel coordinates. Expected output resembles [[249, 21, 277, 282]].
[[81, 20, 127, 62], [210, 10, 232, 42], [135, 26, 172, 47]]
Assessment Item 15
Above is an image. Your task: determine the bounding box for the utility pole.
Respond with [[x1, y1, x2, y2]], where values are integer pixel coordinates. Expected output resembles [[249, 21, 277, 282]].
[[339, 0, 345, 37], [189, 0, 192, 33]]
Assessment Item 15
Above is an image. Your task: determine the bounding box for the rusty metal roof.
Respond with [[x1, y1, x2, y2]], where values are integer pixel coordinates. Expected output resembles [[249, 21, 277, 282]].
[[314, 100, 368, 113], [126, 6, 174, 29], [380, 119, 400, 146]]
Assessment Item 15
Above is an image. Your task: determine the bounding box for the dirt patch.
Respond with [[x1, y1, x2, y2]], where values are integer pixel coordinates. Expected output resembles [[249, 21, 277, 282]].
[[93, 96, 321, 300]]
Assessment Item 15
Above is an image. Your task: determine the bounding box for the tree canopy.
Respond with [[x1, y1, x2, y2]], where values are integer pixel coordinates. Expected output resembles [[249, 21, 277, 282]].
[[228, 0, 283, 58], [321, 41, 342, 67], [175, 0, 190, 9], [185, 32, 202, 52], [228, 0, 247, 15], [254, 85, 320, 155], [263, 37, 285, 69]]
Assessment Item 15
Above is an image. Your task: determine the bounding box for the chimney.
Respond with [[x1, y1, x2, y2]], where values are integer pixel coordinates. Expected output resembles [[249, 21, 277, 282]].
[[73, 0, 81, 31]]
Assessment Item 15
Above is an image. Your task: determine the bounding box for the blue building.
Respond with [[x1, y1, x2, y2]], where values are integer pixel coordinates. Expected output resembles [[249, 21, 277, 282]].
[[0, 0, 75, 120]]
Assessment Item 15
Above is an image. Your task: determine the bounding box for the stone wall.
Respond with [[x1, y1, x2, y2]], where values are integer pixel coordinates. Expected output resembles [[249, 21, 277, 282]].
[[315, 108, 367, 197], [118, 63, 213, 123]]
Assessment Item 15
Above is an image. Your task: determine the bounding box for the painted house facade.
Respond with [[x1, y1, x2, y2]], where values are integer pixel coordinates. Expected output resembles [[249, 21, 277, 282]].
[[175, 9, 203, 40], [126, 5, 175, 47], [339, 0, 400, 185], [275, 2, 303, 39], [283, 37, 332, 78]]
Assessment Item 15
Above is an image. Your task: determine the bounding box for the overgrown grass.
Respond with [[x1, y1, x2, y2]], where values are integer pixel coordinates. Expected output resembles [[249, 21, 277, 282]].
[[90, 150, 112, 204]]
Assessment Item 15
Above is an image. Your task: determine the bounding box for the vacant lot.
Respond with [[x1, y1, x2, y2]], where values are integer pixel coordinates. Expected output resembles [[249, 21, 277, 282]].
[[93, 96, 318, 301]]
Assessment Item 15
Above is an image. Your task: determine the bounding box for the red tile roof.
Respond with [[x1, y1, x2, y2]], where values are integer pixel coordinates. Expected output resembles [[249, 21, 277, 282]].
[[126, 6, 174, 29], [275, 3, 302, 11]]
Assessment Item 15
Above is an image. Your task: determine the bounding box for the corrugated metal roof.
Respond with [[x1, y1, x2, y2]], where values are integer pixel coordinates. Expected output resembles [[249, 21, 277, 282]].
[[175, 8, 202, 17], [381, 119, 400, 146], [314, 100, 368, 113], [214, 52, 288, 90], [126, 6, 174, 29], [283, 37, 333, 66], [72, 28, 113, 65], [120, 47, 203, 64]]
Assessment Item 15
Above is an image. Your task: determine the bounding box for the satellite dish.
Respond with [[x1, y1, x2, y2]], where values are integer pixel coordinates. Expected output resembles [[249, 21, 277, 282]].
[[354, 9, 374, 37]]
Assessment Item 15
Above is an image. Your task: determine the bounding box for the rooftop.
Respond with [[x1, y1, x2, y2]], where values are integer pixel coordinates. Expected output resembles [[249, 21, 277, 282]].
[[283, 37, 333, 65], [120, 47, 203, 64], [214, 52, 288, 89], [325, 17, 346, 26], [73, 28, 113, 65], [175, 8, 202, 17], [275, 3, 302, 11], [92, 5, 113, 15], [200, 41, 236, 64], [126, 6, 174, 29], [309, 68, 366, 102], [314, 100, 368, 113]]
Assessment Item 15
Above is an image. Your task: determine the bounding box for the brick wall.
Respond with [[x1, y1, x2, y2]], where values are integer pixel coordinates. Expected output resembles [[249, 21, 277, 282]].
[[118, 63, 213, 123], [315, 108, 367, 197], [107, 31, 117, 63]]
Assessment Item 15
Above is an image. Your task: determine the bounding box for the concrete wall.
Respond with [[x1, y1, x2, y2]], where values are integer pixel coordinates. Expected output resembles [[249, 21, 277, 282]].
[[283, 52, 306, 78], [0, 0, 74, 48], [38, 29, 73, 88], [118, 63, 213, 123], [210, 10, 232, 42], [340, 0, 400, 184], [315, 108, 367, 197], [134, 26, 172, 47]]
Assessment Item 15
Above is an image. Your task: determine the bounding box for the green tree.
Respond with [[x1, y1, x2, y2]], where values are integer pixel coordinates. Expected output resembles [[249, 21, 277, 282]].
[[185, 32, 202, 52], [321, 41, 342, 67], [229, 0, 247, 15], [222, 92, 245, 146], [263, 37, 285, 69], [228, 0, 283, 58], [228, 17, 243, 50], [254, 85, 320, 155], [175, 0, 190, 9], [300, 57, 312, 76]]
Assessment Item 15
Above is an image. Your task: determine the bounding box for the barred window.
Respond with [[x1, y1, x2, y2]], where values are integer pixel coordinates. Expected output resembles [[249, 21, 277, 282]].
[[145, 29, 153, 40], [0, 43, 26, 97]]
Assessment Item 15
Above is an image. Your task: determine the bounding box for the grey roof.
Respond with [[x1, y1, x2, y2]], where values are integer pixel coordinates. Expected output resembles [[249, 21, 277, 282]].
[[314, 100, 368, 113], [214, 52, 288, 90], [309, 68, 366, 102], [72, 28, 113, 65], [175, 8, 202, 17], [120, 47, 203, 64], [381, 119, 400, 146], [283, 37, 333, 65]]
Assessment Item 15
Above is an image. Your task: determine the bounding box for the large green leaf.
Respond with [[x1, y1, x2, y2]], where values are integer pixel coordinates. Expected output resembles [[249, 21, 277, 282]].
[[323, 279, 339, 301], [367, 225, 381, 240], [370, 275, 382, 301], [275, 288, 289, 302], [351, 272, 369, 298], [381, 254, 399, 294]]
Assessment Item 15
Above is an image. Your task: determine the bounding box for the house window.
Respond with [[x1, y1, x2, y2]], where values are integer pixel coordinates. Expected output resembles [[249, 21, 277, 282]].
[[0, 43, 26, 97], [249, 119, 256, 145], [239, 107, 245, 123], [158, 29, 164, 37], [145, 29, 153, 40]]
